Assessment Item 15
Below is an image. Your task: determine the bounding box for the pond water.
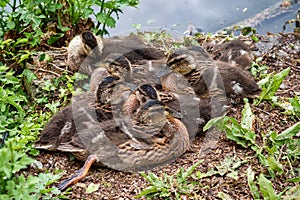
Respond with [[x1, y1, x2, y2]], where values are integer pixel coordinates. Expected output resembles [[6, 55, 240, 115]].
[[108, 0, 300, 36]]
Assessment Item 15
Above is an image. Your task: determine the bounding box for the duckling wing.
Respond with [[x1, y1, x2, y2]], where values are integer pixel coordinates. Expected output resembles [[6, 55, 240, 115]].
[[34, 105, 77, 151]]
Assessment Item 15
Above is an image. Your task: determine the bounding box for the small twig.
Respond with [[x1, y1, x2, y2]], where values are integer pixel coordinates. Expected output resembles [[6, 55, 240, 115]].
[[27, 66, 60, 77], [277, 85, 298, 96], [42, 43, 68, 51], [48, 63, 73, 74], [277, 144, 286, 161], [253, 106, 271, 115]]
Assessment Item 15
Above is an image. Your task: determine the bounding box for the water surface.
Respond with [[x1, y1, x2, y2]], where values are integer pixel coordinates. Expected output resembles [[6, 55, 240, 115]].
[[108, 0, 299, 36]]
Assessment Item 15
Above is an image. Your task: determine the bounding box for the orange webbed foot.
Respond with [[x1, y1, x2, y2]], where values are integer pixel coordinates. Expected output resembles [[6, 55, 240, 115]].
[[57, 155, 97, 191]]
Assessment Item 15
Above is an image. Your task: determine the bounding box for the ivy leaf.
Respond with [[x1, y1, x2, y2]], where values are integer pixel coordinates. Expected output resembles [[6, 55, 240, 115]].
[[22, 69, 37, 84], [217, 191, 233, 200], [7, 21, 16, 29]]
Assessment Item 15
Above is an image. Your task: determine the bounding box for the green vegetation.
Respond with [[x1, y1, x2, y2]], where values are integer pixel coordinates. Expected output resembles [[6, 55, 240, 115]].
[[0, 0, 139, 46], [0, 64, 69, 199], [0, 1, 140, 198], [0, 1, 299, 198], [202, 67, 300, 199], [138, 65, 299, 199], [136, 160, 203, 199]]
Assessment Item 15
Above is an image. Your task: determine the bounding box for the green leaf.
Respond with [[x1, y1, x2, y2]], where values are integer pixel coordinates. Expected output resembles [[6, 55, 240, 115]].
[[0, 1, 8, 7], [86, 183, 100, 194], [57, 17, 70, 32], [47, 33, 64, 45], [203, 116, 226, 131], [241, 27, 253, 36], [267, 156, 284, 175], [251, 35, 259, 42], [227, 171, 239, 180], [104, 16, 116, 28], [96, 12, 106, 24], [135, 186, 159, 198], [258, 174, 277, 200], [286, 176, 300, 183], [15, 38, 29, 46], [258, 67, 290, 103], [22, 69, 37, 84], [18, 51, 31, 63], [275, 121, 300, 141], [180, 160, 203, 180], [224, 117, 256, 148], [241, 99, 254, 130], [289, 96, 300, 114], [12, 156, 34, 173], [7, 21, 16, 29], [247, 167, 260, 199], [217, 192, 233, 200]]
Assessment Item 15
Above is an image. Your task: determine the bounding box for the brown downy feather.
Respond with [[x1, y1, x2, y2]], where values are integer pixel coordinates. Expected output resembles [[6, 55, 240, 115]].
[[213, 40, 253, 69]]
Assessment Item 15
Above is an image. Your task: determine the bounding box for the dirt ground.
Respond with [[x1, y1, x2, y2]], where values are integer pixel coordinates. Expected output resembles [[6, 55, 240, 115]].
[[29, 32, 300, 199]]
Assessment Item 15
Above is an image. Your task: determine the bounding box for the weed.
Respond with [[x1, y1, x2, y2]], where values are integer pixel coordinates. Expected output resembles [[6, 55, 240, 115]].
[[205, 156, 248, 180], [250, 57, 269, 78], [136, 160, 203, 199], [0, 63, 74, 198], [204, 99, 300, 199], [0, 0, 140, 44], [256, 67, 290, 104], [0, 138, 66, 200]]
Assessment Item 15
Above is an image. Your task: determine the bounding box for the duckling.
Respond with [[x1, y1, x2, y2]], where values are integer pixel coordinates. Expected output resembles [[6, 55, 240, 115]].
[[99, 34, 165, 64], [35, 80, 190, 191], [89, 68, 110, 93], [67, 31, 103, 73], [100, 53, 206, 137], [165, 46, 260, 102], [213, 40, 253, 69]]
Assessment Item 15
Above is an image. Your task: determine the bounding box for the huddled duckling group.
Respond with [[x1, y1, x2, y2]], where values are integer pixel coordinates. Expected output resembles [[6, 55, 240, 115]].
[[35, 31, 261, 190]]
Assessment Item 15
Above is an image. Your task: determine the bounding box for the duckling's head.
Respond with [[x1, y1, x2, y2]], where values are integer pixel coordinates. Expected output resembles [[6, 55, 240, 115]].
[[96, 76, 120, 103], [136, 84, 159, 102], [166, 46, 211, 75], [103, 53, 132, 78], [81, 31, 103, 57], [166, 49, 196, 75], [216, 40, 253, 69], [136, 100, 168, 128]]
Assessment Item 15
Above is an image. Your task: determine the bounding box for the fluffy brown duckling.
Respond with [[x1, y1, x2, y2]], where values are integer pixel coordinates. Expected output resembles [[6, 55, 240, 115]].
[[99, 34, 165, 64], [67, 31, 103, 73], [98, 53, 210, 137], [35, 79, 189, 191], [213, 40, 253, 69], [164, 46, 260, 103]]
